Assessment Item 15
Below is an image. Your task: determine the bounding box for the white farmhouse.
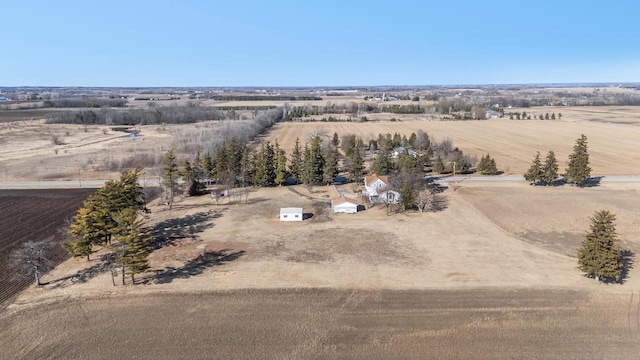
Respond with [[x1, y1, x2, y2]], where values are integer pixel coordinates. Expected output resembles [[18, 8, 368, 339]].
[[362, 174, 402, 204], [331, 197, 359, 214], [280, 207, 303, 221]]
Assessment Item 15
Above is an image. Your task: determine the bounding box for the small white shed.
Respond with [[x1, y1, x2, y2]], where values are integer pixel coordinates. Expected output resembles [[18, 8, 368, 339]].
[[280, 207, 303, 221], [331, 197, 359, 214]]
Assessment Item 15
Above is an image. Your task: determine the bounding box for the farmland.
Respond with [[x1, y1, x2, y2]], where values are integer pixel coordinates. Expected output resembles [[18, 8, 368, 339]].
[[2, 98, 640, 358], [3, 289, 640, 359], [0, 189, 94, 306], [263, 116, 640, 176]]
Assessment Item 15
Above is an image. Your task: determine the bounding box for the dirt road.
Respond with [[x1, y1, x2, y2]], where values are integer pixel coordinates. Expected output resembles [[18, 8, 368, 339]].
[[2, 288, 638, 359]]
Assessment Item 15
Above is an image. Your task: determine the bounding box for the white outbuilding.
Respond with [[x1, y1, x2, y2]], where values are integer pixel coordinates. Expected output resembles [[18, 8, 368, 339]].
[[331, 197, 359, 214], [280, 207, 303, 221]]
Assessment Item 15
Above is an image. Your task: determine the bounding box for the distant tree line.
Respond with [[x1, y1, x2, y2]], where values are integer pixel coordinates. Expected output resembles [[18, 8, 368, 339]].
[[45, 106, 226, 125], [210, 95, 322, 101], [43, 98, 128, 108]]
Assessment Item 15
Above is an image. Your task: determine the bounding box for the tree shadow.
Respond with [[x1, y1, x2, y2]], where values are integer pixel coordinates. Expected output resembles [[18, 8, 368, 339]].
[[44, 252, 116, 288], [142, 249, 245, 284], [431, 194, 449, 212], [580, 176, 603, 188], [150, 210, 224, 249], [619, 249, 635, 284]]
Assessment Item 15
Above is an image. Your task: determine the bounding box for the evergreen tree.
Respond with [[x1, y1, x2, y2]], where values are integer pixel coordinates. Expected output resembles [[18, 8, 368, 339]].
[[450, 149, 468, 174], [289, 138, 303, 183], [433, 156, 445, 174], [64, 207, 96, 260], [274, 141, 288, 186], [114, 208, 150, 285], [201, 151, 214, 184], [408, 132, 417, 147], [252, 142, 269, 187], [400, 181, 416, 210], [524, 151, 543, 185], [565, 134, 591, 186], [239, 146, 252, 187], [331, 132, 340, 148], [323, 148, 339, 184], [162, 148, 179, 210], [300, 143, 312, 185], [577, 210, 623, 283], [347, 144, 364, 182], [309, 136, 325, 185], [371, 146, 393, 175], [477, 153, 498, 175], [541, 150, 558, 185]]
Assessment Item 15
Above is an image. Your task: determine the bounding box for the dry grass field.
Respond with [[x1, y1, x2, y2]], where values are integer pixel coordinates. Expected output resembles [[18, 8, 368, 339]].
[[263, 116, 640, 175], [3, 105, 640, 358], [2, 289, 639, 359], [457, 182, 640, 257]]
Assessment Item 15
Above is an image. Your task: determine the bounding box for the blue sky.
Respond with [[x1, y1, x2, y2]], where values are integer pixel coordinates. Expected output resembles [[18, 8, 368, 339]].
[[1, 0, 639, 86]]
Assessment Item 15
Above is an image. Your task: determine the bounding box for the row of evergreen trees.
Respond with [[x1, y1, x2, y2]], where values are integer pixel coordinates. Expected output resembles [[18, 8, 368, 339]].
[[524, 134, 591, 186], [64, 168, 150, 284], [162, 132, 367, 198]]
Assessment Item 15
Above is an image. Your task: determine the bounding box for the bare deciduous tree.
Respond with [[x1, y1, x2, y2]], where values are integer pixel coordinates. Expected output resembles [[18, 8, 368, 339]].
[[417, 188, 435, 213], [10, 238, 53, 286]]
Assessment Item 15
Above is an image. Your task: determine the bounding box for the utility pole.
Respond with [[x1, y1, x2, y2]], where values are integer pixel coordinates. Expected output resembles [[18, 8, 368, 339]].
[[453, 161, 456, 183]]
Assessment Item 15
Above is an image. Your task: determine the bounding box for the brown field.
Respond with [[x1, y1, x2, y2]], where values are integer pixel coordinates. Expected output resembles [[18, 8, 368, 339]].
[[0, 189, 94, 306], [3, 105, 640, 358], [263, 116, 640, 175], [4, 181, 640, 358], [457, 182, 640, 257], [2, 289, 639, 359]]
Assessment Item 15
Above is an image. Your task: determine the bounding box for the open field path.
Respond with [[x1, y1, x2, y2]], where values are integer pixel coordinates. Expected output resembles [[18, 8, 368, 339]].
[[1, 288, 639, 359]]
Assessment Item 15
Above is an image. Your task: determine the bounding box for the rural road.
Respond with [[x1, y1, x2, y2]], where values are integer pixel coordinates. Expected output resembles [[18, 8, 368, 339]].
[[0, 179, 162, 189], [0, 176, 639, 189], [433, 175, 640, 183]]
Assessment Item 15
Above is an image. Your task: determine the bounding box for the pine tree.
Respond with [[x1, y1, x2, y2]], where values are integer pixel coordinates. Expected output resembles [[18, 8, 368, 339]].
[[323, 148, 339, 185], [371, 146, 392, 175], [565, 134, 591, 186], [113, 208, 150, 285], [274, 141, 288, 186], [524, 151, 543, 185], [289, 138, 303, 183], [451, 149, 468, 174], [433, 156, 445, 174], [541, 150, 558, 185], [309, 136, 325, 185], [201, 152, 214, 184], [300, 143, 312, 186], [477, 154, 498, 175], [347, 144, 364, 182], [331, 132, 340, 148], [577, 210, 623, 283], [400, 181, 416, 210], [65, 207, 97, 260], [162, 148, 179, 210]]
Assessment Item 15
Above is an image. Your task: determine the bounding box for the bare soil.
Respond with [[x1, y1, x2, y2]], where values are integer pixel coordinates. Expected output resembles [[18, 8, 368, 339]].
[[0, 189, 94, 306], [2, 288, 639, 359]]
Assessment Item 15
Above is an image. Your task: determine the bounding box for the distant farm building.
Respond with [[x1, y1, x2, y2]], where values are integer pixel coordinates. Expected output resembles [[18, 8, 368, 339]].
[[331, 197, 359, 214], [392, 147, 418, 159], [280, 207, 303, 221]]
